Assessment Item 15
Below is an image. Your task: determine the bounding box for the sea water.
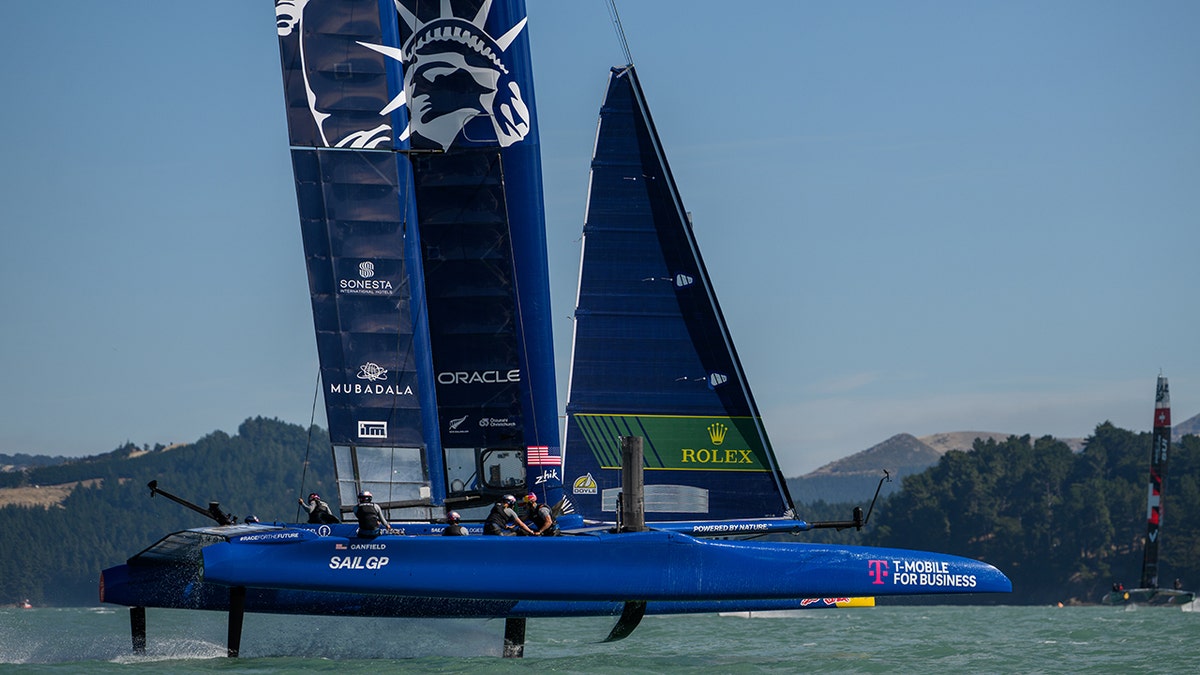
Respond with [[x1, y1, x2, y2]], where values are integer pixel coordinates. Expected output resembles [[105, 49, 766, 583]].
[[0, 604, 1196, 673]]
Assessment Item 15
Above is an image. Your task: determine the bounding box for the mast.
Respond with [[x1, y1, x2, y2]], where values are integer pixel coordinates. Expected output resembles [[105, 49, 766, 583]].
[[1140, 374, 1170, 589]]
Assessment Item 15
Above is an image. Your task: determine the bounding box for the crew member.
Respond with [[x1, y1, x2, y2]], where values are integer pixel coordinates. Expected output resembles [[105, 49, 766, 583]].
[[298, 492, 339, 524], [442, 511, 468, 536], [354, 491, 390, 537], [483, 494, 534, 535], [523, 492, 557, 536]]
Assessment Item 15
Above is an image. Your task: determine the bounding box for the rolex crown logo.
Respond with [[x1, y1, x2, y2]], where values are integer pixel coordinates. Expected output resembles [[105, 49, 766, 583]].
[[708, 423, 728, 445]]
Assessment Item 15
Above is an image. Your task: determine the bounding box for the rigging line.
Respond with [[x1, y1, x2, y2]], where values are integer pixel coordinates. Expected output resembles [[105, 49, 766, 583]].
[[606, 0, 634, 66], [382, 155, 419, 511], [297, 368, 322, 522], [496, 151, 550, 453]]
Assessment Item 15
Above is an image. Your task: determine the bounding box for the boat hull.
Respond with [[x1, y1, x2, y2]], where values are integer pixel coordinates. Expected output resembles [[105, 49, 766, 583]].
[[1102, 588, 1195, 607], [200, 528, 1010, 601], [99, 525, 908, 618], [100, 558, 874, 618]]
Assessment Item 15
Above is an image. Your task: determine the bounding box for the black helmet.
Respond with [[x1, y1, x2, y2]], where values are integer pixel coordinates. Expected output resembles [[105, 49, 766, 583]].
[[448, 511, 461, 523], [245, 515, 260, 524], [308, 493, 320, 501], [358, 491, 373, 503], [503, 494, 516, 505]]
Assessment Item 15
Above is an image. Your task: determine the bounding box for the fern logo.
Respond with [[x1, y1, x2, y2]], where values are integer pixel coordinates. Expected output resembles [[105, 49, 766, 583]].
[[708, 423, 728, 446]]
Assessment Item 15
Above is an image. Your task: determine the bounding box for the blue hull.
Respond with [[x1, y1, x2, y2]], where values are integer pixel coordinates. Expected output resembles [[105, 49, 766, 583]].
[[101, 558, 870, 618], [201, 528, 1009, 601]]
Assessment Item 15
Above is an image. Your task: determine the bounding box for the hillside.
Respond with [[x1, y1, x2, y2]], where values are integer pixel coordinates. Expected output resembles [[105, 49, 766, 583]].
[[1176, 411, 1200, 440], [789, 433, 937, 504], [0, 417, 335, 606], [0, 479, 105, 509], [789, 430, 1089, 505]]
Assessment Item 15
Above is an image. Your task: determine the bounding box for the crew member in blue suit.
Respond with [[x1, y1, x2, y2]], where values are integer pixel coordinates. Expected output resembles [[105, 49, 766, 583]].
[[484, 494, 534, 535], [354, 491, 390, 537]]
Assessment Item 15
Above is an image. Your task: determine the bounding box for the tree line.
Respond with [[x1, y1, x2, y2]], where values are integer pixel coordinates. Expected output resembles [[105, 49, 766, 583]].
[[0, 417, 1195, 606]]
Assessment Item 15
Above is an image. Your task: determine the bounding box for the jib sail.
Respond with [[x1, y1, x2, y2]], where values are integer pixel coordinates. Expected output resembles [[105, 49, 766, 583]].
[[563, 66, 796, 523]]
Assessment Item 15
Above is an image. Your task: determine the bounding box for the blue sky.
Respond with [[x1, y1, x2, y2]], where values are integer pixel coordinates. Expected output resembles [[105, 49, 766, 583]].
[[1, 2, 1196, 476]]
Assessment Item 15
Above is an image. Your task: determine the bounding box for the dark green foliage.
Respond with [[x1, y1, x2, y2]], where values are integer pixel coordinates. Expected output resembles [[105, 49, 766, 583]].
[[0, 453, 67, 470], [0, 418, 334, 606], [866, 425, 1200, 605]]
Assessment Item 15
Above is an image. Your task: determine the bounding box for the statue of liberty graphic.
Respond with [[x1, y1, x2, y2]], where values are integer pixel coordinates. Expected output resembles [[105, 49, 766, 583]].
[[277, 0, 530, 151]]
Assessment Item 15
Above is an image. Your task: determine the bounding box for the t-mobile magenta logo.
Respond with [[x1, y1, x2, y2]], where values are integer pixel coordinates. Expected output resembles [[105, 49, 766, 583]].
[[868, 559, 890, 585]]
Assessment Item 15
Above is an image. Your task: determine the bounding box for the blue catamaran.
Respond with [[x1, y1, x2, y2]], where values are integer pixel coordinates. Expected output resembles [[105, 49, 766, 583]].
[[100, 0, 1010, 658]]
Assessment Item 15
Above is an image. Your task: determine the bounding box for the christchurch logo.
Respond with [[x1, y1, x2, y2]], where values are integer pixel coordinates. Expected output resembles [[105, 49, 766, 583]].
[[707, 423, 728, 445], [359, 261, 375, 278], [358, 362, 388, 382], [357, 1, 531, 150]]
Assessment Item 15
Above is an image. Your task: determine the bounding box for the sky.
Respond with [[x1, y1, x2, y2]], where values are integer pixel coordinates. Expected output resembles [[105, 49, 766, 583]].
[[1, 1, 1197, 476]]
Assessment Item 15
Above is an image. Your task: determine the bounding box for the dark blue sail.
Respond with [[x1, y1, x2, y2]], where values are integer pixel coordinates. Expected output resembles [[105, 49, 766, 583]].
[[564, 66, 796, 523], [277, 0, 561, 521]]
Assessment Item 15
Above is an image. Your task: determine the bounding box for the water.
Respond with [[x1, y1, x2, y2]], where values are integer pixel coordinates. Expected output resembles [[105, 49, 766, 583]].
[[1, 604, 1196, 673]]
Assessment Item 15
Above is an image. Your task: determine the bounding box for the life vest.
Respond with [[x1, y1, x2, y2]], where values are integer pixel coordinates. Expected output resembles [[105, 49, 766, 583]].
[[530, 504, 554, 532], [355, 503, 381, 530], [484, 502, 511, 534], [306, 500, 331, 524]]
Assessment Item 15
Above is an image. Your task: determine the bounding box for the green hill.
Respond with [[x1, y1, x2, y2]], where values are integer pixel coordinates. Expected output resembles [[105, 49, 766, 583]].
[[0, 417, 334, 606]]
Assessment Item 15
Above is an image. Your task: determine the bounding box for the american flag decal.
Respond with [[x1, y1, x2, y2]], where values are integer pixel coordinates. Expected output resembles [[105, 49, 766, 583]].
[[526, 446, 561, 466]]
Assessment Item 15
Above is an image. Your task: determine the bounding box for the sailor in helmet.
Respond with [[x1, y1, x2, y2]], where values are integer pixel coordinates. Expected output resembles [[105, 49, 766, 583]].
[[523, 492, 557, 536], [353, 490, 390, 537], [442, 511, 468, 536], [483, 494, 534, 536], [298, 492, 339, 524]]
